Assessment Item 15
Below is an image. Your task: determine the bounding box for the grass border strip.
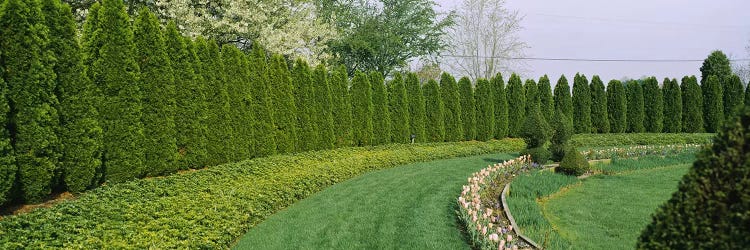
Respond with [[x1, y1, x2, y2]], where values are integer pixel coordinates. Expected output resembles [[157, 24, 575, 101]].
[[501, 183, 540, 249]]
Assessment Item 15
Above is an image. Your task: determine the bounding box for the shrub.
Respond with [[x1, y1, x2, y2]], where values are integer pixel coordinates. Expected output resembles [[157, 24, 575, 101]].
[[572, 73, 592, 133], [521, 147, 551, 165], [331, 65, 353, 147], [423, 79, 445, 142], [662, 78, 682, 133], [388, 73, 410, 143], [475, 78, 495, 141], [196, 38, 235, 164], [458, 77, 476, 141], [637, 106, 750, 249], [525, 78, 539, 113], [370, 71, 391, 145], [626, 80, 645, 133], [491, 73, 508, 139], [291, 59, 319, 150], [643, 77, 663, 133], [520, 108, 550, 149], [550, 109, 573, 161], [702, 75, 724, 132], [554, 75, 573, 124], [538, 75, 554, 123], [351, 71, 374, 146], [724, 74, 744, 117], [590, 75, 609, 133], [556, 148, 589, 176], [681, 76, 703, 132], [268, 54, 298, 153], [406, 73, 427, 142], [606, 79, 627, 133], [506, 73, 525, 137], [248, 45, 279, 155], [440, 72, 464, 141]]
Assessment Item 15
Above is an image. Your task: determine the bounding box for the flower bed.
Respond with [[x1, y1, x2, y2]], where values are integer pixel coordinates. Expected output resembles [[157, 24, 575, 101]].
[[581, 144, 703, 160]]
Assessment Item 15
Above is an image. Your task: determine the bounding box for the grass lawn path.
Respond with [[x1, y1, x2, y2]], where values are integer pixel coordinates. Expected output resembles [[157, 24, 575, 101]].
[[233, 153, 515, 249]]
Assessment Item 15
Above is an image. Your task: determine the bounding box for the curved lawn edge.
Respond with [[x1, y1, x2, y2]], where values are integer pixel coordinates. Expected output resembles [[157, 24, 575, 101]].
[[0, 139, 523, 249]]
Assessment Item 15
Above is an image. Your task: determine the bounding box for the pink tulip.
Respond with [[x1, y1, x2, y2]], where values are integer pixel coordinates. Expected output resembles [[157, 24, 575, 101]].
[[482, 226, 487, 235], [498, 240, 505, 250], [506, 234, 512, 242]]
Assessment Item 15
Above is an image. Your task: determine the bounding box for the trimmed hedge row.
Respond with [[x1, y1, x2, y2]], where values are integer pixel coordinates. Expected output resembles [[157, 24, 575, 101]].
[[0, 139, 524, 249], [569, 133, 714, 148]]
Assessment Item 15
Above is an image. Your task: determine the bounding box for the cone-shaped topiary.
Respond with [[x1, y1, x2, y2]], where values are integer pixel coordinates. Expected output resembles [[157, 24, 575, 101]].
[[491, 73, 508, 139], [440, 72, 463, 141], [458, 77, 476, 141], [626, 80, 645, 133], [702, 75, 724, 132], [556, 147, 589, 176], [475, 78, 495, 141], [370, 71, 391, 145], [520, 106, 550, 149], [681, 76, 704, 133], [330, 65, 352, 147], [590, 75, 609, 133], [424, 79, 445, 142], [637, 106, 750, 249], [662, 78, 682, 133], [549, 108, 573, 162], [388, 73, 410, 143], [506, 73, 525, 137], [268, 55, 297, 153], [538, 75, 554, 123], [196, 37, 234, 164], [406, 72, 426, 142], [643, 77, 663, 133], [724, 74, 744, 117], [247, 45, 278, 156], [524, 79, 539, 113], [572, 73, 592, 133], [310, 64, 335, 150], [554, 74, 573, 125], [607, 79, 627, 133], [351, 71, 374, 146], [291, 59, 319, 151]]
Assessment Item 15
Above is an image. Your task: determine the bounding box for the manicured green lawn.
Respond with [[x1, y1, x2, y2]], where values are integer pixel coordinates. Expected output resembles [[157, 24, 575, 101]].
[[542, 164, 691, 250], [233, 153, 515, 250]]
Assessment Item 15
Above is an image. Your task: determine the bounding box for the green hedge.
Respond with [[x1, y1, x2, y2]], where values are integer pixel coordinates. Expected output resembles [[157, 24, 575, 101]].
[[570, 133, 714, 148], [0, 139, 524, 249]]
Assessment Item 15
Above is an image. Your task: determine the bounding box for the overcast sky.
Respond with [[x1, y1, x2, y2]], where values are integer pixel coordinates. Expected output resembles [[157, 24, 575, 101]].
[[434, 0, 750, 82]]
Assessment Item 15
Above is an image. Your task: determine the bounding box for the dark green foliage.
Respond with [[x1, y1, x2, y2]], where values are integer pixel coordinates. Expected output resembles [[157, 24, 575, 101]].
[[330, 65, 352, 147], [572, 73, 592, 133], [724, 74, 744, 117], [699, 50, 732, 85], [637, 106, 750, 249], [0, 41, 14, 204], [370, 71, 391, 145], [310, 64, 335, 150], [506, 73, 525, 137], [80, 2, 101, 77], [439, 72, 463, 142], [662, 78, 682, 133], [549, 109, 573, 162], [702, 75, 724, 132], [292, 59, 319, 151], [350, 71, 374, 146], [524, 79, 539, 113], [606, 80, 627, 133], [196, 38, 234, 165], [246, 46, 278, 156], [538, 75, 554, 123], [520, 147, 551, 165], [268, 55, 297, 153], [520, 107, 550, 149], [185, 39, 210, 165], [44, 0, 101, 192], [643, 77, 663, 133], [491, 73, 508, 139], [133, 8, 177, 176], [475, 78, 494, 141], [406, 72, 426, 142], [589, 75, 609, 133], [746, 82, 750, 106], [626, 80, 645, 133], [681, 76, 704, 133], [220, 45, 252, 159], [554, 75, 573, 124], [388, 73, 410, 143], [556, 147, 589, 176], [423, 79, 445, 142], [458, 77, 476, 141]]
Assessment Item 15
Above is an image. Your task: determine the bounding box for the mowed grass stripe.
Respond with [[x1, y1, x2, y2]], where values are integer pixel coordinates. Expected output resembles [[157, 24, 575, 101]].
[[233, 153, 516, 250]]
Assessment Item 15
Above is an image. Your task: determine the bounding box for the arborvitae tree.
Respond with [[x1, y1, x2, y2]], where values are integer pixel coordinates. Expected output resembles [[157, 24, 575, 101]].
[[475, 78, 495, 141], [572, 73, 592, 133], [185, 39, 210, 165], [267, 55, 297, 153], [662, 78, 682, 133], [330, 65, 352, 147], [458, 77, 476, 141], [626, 80, 645, 133], [439, 72, 463, 141], [746, 82, 750, 106], [700, 50, 732, 86], [681, 76, 704, 133], [79, 1, 104, 184], [538, 75, 554, 123], [491, 73, 508, 139], [350, 71, 374, 146], [388, 73, 410, 143], [549, 108, 573, 162], [370, 71, 391, 145], [0, 74, 13, 205], [637, 106, 750, 249], [311, 64, 335, 150], [642, 77, 664, 133], [406, 72, 426, 142], [520, 104, 550, 148], [292, 59, 319, 151], [43, 0, 101, 192], [524, 79, 539, 113], [92, 0, 144, 183], [703, 75, 724, 132], [133, 8, 177, 176], [724, 74, 744, 116], [506, 73, 525, 137], [607, 79, 627, 133], [424, 79, 445, 142], [589, 75, 609, 133], [220, 45, 252, 159], [554, 75, 573, 124], [196, 38, 234, 165], [247, 45, 278, 156]]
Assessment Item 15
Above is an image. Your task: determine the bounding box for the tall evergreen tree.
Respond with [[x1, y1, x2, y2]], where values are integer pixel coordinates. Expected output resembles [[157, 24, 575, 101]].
[[43, 0, 102, 192], [184, 38, 209, 165], [330, 65, 352, 147], [699, 51, 732, 85], [572, 73, 592, 133], [626, 80, 645, 133], [267, 55, 297, 153], [475, 78, 495, 141], [491, 73, 508, 139], [370, 71, 391, 145], [388, 73, 410, 143], [724, 74, 744, 116], [663, 78, 682, 133], [196, 37, 234, 165], [524, 79, 539, 113], [220, 45, 252, 159], [682, 76, 704, 133], [590, 75, 609, 133], [91, 0, 144, 183], [406, 72, 426, 142], [247, 45, 278, 155], [79, 1, 104, 184], [703, 75, 724, 133], [439, 72, 463, 141], [643, 77, 664, 133], [292, 59, 319, 151], [538, 75, 554, 123], [0, 26, 15, 203], [458, 77, 476, 141], [607, 79, 627, 133], [424, 79, 445, 142], [350, 71, 374, 146], [133, 8, 177, 176], [506, 73, 525, 137], [746, 81, 750, 106], [311, 64, 335, 150], [554, 75, 573, 124]]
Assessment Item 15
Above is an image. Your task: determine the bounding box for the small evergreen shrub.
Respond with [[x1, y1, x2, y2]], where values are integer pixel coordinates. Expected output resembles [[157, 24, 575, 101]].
[[556, 148, 589, 176], [521, 147, 551, 165], [550, 109, 573, 161]]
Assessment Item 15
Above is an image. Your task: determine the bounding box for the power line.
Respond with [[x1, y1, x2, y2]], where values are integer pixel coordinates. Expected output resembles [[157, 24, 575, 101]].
[[529, 13, 750, 30], [441, 55, 750, 62]]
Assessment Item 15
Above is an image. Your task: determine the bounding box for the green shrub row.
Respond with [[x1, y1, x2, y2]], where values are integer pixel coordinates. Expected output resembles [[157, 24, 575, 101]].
[[569, 133, 714, 148]]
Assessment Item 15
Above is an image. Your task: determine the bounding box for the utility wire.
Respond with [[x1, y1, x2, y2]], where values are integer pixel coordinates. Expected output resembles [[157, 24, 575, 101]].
[[441, 54, 750, 62]]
